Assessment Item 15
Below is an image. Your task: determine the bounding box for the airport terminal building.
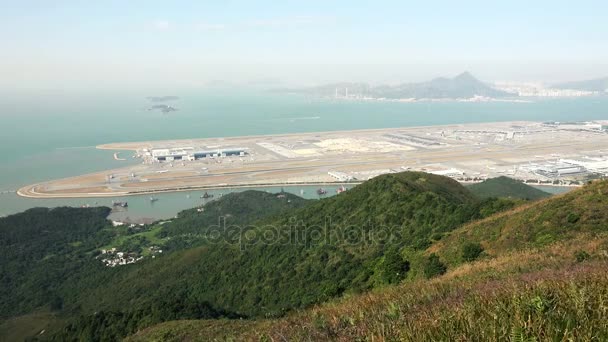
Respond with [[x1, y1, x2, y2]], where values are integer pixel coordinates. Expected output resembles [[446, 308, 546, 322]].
[[150, 147, 247, 162]]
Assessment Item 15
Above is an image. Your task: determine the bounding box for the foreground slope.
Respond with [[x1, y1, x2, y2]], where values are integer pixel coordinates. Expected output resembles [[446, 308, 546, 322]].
[[127, 180, 608, 341], [467, 176, 551, 200], [129, 255, 608, 341], [432, 179, 608, 265]]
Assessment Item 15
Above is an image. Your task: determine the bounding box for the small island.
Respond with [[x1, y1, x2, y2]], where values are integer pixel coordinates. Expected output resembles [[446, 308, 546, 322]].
[[146, 96, 180, 102], [148, 104, 178, 114]]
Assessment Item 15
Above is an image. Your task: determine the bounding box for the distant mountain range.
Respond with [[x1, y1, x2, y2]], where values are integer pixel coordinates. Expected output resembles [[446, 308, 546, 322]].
[[553, 77, 608, 92], [277, 72, 515, 99]]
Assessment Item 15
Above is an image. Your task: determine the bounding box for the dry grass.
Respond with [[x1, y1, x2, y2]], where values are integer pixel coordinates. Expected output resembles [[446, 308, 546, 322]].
[[429, 180, 608, 267], [127, 235, 608, 341]]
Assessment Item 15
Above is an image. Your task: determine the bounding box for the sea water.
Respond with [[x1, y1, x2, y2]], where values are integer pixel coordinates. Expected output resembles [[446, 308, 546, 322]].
[[1, 89, 605, 219]]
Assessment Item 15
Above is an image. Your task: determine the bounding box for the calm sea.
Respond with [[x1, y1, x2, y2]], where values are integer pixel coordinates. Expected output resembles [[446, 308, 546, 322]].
[[1, 90, 605, 220]]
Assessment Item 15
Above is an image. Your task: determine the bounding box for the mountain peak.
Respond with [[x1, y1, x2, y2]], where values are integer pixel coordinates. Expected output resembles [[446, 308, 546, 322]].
[[453, 71, 478, 82]]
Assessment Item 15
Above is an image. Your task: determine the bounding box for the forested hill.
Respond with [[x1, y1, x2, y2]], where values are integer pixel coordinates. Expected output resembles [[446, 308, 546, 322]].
[[468, 176, 552, 200], [1, 173, 525, 341], [0, 191, 309, 341], [160, 190, 310, 249], [0, 207, 111, 318], [50, 172, 520, 341]]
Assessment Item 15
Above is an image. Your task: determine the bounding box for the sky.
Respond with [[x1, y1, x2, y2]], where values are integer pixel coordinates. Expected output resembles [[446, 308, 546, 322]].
[[1, 0, 608, 91]]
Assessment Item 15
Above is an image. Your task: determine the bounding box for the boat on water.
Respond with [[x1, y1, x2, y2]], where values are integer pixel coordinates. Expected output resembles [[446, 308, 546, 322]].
[[112, 201, 128, 208], [317, 188, 327, 195], [149, 197, 158, 202], [336, 185, 347, 194], [200, 192, 214, 199]]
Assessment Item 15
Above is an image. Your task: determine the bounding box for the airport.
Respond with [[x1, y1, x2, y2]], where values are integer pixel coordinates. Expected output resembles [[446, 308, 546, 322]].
[[17, 120, 608, 198]]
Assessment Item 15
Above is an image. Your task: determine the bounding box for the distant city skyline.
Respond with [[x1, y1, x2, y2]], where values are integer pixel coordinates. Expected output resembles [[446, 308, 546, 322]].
[[2, 0, 608, 91]]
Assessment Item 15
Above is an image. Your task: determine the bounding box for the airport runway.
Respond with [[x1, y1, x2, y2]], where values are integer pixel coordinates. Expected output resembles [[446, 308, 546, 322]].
[[18, 121, 608, 198]]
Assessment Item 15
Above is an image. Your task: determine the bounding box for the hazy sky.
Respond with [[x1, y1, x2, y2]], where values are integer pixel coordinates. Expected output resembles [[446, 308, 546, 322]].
[[2, 0, 608, 91]]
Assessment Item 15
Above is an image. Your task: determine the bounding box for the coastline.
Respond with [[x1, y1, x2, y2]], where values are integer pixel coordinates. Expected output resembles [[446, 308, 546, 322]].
[[17, 181, 362, 199], [18, 179, 580, 199], [113, 152, 127, 161]]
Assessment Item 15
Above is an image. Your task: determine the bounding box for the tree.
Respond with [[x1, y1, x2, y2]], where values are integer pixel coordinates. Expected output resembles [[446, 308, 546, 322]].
[[424, 253, 447, 278], [377, 247, 410, 284], [462, 242, 484, 262]]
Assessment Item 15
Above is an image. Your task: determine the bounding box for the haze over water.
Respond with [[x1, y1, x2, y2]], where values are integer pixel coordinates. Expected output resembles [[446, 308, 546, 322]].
[[1, 90, 606, 219]]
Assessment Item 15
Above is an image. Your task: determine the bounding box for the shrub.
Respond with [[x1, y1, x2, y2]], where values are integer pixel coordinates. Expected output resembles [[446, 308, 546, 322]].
[[567, 212, 580, 224], [575, 250, 590, 262], [431, 233, 443, 241], [423, 253, 447, 278], [461, 242, 484, 262]]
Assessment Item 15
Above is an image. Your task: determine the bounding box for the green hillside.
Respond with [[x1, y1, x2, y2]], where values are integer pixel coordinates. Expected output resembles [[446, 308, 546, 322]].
[[432, 179, 608, 265], [160, 190, 310, 250], [128, 254, 608, 341], [0, 207, 112, 318], [0, 191, 309, 341], [126, 180, 608, 341], [5, 173, 604, 341], [60, 173, 484, 311], [468, 176, 551, 200], [45, 172, 519, 341]]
